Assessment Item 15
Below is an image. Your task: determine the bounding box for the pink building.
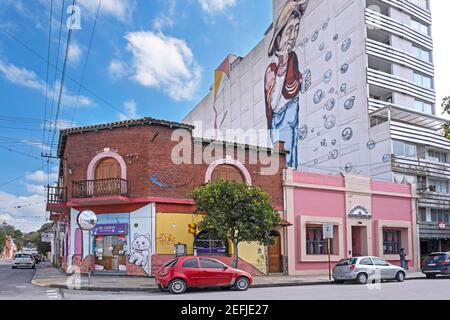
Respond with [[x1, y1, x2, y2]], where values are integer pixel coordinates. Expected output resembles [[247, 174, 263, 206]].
[[283, 169, 419, 276]]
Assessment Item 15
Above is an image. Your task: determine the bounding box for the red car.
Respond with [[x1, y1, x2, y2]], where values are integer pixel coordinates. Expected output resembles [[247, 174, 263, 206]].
[[156, 256, 253, 294]]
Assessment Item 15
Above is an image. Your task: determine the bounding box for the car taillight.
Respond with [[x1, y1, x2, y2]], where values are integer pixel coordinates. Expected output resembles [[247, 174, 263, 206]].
[[349, 265, 356, 272], [438, 261, 450, 266]]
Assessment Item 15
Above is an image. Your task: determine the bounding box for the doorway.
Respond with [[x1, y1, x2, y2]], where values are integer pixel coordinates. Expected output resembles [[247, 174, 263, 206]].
[[268, 231, 282, 273], [351, 226, 368, 257], [94, 235, 127, 272]]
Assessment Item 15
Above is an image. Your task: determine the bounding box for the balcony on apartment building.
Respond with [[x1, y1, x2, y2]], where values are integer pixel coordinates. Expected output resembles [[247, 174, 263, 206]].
[[46, 186, 67, 213], [71, 178, 131, 206]]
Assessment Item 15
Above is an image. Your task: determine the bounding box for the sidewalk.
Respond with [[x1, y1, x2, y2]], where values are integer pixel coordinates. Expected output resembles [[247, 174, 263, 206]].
[[32, 263, 426, 292]]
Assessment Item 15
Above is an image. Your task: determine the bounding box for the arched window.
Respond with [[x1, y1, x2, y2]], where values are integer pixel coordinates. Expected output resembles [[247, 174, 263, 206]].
[[211, 164, 245, 183]]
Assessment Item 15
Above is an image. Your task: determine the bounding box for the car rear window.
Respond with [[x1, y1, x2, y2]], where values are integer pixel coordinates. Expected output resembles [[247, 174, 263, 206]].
[[15, 254, 31, 259], [336, 258, 358, 266], [163, 259, 178, 267], [426, 254, 446, 262]]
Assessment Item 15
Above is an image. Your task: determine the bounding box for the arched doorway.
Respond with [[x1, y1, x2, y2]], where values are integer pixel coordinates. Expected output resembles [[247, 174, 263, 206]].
[[94, 157, 121, 195], [268, 230, 282, 273], [211, 164, 245, 183]]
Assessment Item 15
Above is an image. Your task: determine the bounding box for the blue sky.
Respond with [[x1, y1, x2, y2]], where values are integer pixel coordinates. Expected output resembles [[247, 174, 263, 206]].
[[0, 0, 448, 232]]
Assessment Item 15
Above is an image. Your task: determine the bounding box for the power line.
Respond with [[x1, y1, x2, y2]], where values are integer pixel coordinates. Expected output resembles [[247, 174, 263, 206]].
[[71, 0, 102, 127], [0, 146, 42, 161], [42, 0, 54, 177], [46, 0, 66, 152], [0, 165, 47, 187]]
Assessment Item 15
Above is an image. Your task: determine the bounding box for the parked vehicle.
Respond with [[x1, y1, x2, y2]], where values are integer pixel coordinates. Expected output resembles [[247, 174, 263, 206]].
[[421, 252, 450, 278], [332, 256, 406, 284], [12, 253, 36, 269], [156, 256, 253, 294]]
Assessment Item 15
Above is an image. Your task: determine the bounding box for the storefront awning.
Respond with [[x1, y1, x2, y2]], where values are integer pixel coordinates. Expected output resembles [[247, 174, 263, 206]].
[[278, 219, 293, 227]]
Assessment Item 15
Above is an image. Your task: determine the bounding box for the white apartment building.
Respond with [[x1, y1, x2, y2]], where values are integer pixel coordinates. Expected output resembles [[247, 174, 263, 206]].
[[183, 0, 450, 255]]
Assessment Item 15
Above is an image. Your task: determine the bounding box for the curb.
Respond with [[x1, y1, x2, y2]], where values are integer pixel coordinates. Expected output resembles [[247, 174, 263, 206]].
[[31, 276, 427, 292]]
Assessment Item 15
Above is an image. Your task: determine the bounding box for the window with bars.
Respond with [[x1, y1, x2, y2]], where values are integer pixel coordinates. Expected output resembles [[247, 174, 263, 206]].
[[383, 230, 401, 255], [306, 226, 334, 255]]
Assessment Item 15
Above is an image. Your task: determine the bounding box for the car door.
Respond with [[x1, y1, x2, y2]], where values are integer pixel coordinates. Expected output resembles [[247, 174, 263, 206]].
[[372, 257, 393, 279], [180, 258, 202, 287], [199, 258, 230, 286], [358, 257, 377, 279]]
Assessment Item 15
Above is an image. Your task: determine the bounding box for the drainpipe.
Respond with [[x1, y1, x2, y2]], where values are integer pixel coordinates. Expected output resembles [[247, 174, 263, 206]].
[[282, 169, 289, 275]]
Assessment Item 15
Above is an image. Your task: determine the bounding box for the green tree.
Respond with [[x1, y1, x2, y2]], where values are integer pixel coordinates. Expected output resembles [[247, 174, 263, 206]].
[[190, 179, 281, 268], [443, 96, 450, 139]]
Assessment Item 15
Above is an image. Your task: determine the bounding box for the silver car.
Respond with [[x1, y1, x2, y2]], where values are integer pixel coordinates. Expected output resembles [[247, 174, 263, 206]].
[[12, 253, 36, 269], [332, 256, 406, 284]]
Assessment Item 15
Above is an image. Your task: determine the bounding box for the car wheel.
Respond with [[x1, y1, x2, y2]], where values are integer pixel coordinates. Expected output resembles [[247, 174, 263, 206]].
[[356, 273, 368, 285], [169, 279, 187, 295], [426, 274, 436, 279], [395, 271, 405, 282], [234, 277, 250, 291]]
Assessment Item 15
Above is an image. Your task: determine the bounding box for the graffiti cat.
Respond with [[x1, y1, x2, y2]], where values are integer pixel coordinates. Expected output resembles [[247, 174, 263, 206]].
[[128, 233, 151, 267]]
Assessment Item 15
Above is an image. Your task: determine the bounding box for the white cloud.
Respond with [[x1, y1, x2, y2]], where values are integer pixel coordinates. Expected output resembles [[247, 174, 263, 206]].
[[0, 58, 94, 107], [0, 191, 47, 233], [125, 31, 202, 101], [25, 169, 58, 184], [68, 41, 83, 65], [78, 0, 135, 22], [108, 59, 128, 79], [198, 0, 237, 14], [43, 119, 79, 131], [119, 99, 139, 120], [152, 0, 176, 30], [26, 184, 47, 196]]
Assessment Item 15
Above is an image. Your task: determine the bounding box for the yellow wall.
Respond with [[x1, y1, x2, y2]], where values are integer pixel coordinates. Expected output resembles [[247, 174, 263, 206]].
[[156, 213, 268, 274], [156, 213, 202, 254]]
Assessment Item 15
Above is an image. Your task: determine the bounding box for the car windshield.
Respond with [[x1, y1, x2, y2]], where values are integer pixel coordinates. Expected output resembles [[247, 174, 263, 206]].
[[336, 258, 358, 266], [15, 254, 31, 259], [426, 254, 446, 262]]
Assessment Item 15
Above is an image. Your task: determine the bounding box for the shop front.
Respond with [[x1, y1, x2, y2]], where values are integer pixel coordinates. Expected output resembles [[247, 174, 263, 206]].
[[67, 204, 156, 276], [284, 170, 419, 276]]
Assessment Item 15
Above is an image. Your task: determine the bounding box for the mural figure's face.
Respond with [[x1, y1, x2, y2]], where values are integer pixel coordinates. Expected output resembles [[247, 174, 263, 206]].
[[276, 13, 300, 61]]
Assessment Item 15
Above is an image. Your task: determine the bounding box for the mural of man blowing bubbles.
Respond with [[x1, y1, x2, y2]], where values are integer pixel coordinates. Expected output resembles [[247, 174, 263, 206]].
[[265, 0, 311, 169]]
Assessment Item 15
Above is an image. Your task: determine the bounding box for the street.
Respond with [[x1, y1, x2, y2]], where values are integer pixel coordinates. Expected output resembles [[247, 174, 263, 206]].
[[1, 260, 450, 300]]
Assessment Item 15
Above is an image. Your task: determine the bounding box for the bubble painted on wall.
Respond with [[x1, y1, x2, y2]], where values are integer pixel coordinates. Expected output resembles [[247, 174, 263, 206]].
[[367, 140, 376, 150], [333, 34, 339, 41], [312, 30, 319, 42], [324, 115, 337, 129], [325, 51, 333, 62], [321, 139, 327, 147], [319, 43, 325, 51], [340, 63, 349, 74], [329, 149, 339, 160], [341, 38, 352, 52], [341, 127, 353, 141], [314, 89, 325, 104], [323, 70, 333, 84], [340, 83, 347, 93], [325, 98, 336, 111], [298, 125, 308, 141], [383, 154, 391, 163], [344, 96, 356, 110], [345, 163, 353, 173], [331, 139, 337, 146]]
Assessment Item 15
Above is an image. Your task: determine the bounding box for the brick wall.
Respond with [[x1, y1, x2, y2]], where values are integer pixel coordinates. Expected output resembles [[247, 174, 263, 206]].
[[61, 124, 285, 209]]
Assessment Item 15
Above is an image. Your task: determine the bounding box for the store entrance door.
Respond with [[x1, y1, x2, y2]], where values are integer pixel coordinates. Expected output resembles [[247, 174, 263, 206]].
[[94, 235, 127, 272]]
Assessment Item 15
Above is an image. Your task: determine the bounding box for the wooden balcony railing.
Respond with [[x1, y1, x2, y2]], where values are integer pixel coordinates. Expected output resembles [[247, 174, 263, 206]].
[[47, 186, 66, 204], [72, 178, 130, 199]]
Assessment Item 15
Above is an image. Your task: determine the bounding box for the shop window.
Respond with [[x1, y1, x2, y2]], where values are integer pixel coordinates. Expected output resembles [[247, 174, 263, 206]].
[[306, 226, 334, 255], [182, 258, 199, 269], [383, 230, 401, 255]]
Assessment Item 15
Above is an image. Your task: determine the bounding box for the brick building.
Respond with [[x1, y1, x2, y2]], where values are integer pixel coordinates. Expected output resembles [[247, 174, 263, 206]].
[[47, 118, 287, 276]]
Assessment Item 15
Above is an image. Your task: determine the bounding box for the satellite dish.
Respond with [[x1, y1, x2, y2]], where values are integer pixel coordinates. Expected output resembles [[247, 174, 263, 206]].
[[77, 210, 98, 231]]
